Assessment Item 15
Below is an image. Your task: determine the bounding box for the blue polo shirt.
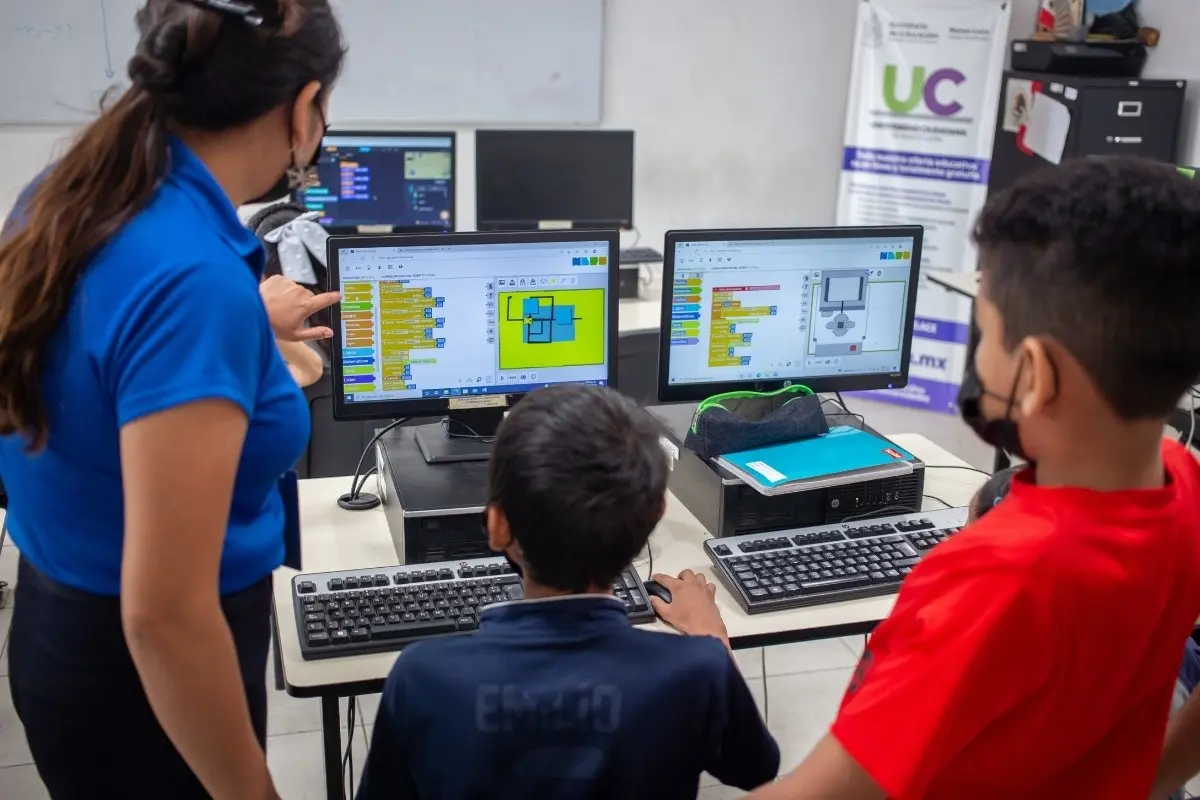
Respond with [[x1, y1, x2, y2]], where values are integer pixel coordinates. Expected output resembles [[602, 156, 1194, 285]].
[[357, 596, 780, 800], [0, 138, 309, 595]]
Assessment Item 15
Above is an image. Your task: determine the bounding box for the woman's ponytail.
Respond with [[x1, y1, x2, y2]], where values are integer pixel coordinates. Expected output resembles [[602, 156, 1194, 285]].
[[0, 85, 169, 449]]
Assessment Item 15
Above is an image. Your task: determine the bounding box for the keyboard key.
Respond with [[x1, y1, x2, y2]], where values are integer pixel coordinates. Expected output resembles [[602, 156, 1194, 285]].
[[799, 575, 871, 594], [297, 581, 317, 594], [350, 627, 370, 642], [307, 631, 330, 647], [370, 619, 458, 640]]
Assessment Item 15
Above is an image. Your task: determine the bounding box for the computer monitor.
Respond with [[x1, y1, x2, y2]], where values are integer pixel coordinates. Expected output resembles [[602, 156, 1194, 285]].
[[475, 130, 634, 231], [328, 230, 619, 463], [295, 131, 456, 233], [656, 226, 924, 403]]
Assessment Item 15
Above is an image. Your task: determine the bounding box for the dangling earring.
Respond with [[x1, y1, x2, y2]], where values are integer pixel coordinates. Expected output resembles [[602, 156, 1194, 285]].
[[286, 150, 320, 191]]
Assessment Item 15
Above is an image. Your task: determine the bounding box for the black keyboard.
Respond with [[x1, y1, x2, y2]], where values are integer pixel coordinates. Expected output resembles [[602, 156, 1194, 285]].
[[293, 557, 656, 660], [705, 507, 969, 614], [619, 247, 663, 264]]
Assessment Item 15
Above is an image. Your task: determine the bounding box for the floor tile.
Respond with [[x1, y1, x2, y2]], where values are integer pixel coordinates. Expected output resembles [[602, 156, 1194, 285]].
[[760, 668, 853, 774], [267, 727, 368, 800], [0, 764, 48, 800], [764, 638, 860, 677], [0, 676, 32, 768]]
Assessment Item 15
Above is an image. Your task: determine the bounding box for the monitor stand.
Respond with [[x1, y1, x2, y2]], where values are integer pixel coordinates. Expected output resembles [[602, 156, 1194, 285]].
[[413, 407, 506, 464]]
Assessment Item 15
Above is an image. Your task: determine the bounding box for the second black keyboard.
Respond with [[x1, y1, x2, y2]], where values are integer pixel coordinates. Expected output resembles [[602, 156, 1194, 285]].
[[705, 507, 969, 613]]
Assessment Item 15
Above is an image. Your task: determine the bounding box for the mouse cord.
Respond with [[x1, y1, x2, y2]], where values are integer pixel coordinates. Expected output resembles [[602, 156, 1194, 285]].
[[343, 697, 357, 799], [761, 648, 769, 727]]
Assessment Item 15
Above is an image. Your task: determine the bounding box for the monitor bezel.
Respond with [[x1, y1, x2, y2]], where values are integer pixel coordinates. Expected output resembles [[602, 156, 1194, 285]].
[[474, 129, 635, 232], [656, 226, 925, 403], [296, 129, 458, 234], [328, 229, 622, 422]]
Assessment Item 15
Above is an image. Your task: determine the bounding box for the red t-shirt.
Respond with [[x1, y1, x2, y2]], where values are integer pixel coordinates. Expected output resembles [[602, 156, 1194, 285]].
[[832, 440, 1200, 799]]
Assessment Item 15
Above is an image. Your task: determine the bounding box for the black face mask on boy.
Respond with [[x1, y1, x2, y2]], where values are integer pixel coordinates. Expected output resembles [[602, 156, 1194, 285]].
[[959, 360, 1033, 464], [247, 104, 328, 205]]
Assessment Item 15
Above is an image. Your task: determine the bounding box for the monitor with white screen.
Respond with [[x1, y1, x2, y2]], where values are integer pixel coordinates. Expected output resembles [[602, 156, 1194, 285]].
[[656, 226, 923, 402], [329, 230, 619, 463]]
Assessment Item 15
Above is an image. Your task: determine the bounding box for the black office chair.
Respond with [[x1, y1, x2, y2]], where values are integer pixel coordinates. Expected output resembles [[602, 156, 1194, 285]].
[[300, 371, 378, 479], [616, 330, 659, 407]]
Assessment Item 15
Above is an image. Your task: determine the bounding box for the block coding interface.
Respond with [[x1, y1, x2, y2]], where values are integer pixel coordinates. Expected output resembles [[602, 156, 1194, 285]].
[[666, 237, 914, 386], [299, 135, 453, 229], [337, 241, 610, 403]]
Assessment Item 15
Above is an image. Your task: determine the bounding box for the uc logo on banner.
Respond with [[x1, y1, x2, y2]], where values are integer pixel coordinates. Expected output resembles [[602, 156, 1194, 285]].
[[882, 65, 966, 117]]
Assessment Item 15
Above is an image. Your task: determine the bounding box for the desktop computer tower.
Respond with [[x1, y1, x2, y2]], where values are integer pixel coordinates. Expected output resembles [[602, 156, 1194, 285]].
[[988, 71, 1186, 196], [648, 404, 927, 539]]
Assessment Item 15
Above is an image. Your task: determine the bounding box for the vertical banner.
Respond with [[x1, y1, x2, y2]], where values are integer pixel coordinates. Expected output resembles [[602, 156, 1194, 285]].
[[838, 0, 1010, 413]]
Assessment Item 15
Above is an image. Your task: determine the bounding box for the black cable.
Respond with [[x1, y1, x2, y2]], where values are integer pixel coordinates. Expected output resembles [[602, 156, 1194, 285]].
[[338, 418, 410, 511], [925, 464, 992, 477], [342, 698, 356, 798], [820, 397, 866, 430], [834, 391, 848, 412], [923, 494, 953, 509], [351, 467, 378, 500], [760, 648, 769, 726], [840, 505, 917, 523], [440, 416, 495, 443]]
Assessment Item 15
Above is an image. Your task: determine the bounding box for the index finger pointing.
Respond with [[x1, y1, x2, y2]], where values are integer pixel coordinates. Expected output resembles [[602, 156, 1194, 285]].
[[305, 291, 343, 313]]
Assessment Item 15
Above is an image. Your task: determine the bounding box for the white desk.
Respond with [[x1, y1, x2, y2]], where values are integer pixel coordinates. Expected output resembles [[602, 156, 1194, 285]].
[[272, 433, 986, 799]]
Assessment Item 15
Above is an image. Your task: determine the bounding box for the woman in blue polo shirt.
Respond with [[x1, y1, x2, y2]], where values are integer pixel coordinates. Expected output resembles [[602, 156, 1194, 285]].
[[0, 1, 344, 797]]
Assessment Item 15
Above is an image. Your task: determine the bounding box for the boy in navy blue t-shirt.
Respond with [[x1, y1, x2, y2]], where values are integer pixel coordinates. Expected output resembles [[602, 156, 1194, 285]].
[[357, 384, 780, 800]]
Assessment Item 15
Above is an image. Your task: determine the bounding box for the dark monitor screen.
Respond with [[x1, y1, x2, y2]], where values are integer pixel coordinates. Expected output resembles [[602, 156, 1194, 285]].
[[475, 130, 634, 231], [656, 226, 924, 402], [295, 131, 455, 233]]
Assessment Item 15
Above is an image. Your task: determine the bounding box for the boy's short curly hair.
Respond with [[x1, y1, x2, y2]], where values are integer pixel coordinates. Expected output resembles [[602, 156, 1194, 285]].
[[973, 158, 1200, 419]]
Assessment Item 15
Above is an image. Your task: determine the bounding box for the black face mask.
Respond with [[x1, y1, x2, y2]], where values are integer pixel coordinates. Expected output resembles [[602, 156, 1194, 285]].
[[959, 358, 1033, 464], [481, 509, 525, 578], [247, 106, 328, 205]]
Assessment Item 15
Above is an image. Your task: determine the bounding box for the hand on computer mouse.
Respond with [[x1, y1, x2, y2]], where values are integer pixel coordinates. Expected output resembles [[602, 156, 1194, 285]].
[[649, 570, 730, 650]]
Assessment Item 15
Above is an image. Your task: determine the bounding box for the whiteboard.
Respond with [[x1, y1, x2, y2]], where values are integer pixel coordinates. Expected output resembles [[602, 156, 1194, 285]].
[[0, 0, 604, 125]]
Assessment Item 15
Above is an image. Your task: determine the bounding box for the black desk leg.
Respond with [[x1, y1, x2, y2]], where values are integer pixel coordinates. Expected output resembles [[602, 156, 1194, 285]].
[[321, 697, 343, 800]]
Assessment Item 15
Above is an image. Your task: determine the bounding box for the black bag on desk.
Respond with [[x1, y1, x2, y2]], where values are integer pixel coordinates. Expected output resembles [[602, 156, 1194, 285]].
[[684, 385, 828, 462]]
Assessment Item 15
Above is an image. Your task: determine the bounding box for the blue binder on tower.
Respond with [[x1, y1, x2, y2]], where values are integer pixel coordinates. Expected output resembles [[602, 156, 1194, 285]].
[[716, 426, 916, 496]]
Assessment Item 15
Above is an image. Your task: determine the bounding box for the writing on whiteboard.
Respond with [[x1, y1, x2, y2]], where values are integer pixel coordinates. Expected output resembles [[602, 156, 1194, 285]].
[[11, 23, 74, 40]]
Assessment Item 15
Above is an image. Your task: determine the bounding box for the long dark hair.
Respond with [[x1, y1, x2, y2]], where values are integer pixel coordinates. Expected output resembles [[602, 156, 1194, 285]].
[[0, 0, 344, 448]]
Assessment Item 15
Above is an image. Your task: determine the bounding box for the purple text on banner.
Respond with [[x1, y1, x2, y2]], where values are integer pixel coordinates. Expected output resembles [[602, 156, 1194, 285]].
[[851, 377, 962, 415], [912, 317, 971, 345], [843, 147, 990, 185]]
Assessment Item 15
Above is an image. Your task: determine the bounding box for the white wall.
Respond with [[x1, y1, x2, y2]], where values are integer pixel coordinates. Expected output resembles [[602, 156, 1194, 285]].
[[0, 0, 1197, 243]]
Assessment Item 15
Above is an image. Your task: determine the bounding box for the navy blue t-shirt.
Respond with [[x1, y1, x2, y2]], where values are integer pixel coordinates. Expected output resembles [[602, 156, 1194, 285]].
[[0, 137, 309, 595], [357, 596, 780, 800]]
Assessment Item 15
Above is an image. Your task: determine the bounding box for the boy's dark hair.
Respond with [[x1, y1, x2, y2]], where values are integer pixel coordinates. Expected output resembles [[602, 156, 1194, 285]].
[[488, 384, 669, 592], [973, 157, 1200, 420]]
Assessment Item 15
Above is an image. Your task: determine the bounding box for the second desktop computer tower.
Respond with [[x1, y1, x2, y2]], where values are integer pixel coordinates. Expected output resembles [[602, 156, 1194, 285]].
[[648, 405, 927, 538]]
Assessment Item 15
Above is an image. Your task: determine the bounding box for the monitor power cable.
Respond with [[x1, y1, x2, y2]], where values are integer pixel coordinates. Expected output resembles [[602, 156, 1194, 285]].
[[338, 417, 411, 511]]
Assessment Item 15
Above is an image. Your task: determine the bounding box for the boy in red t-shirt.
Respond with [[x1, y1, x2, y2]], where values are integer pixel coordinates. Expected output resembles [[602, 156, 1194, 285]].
[[654, 158, 1200, 799]]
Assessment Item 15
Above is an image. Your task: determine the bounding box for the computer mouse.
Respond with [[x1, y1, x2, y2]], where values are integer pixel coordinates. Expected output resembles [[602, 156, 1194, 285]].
[[643, 579, 672, 605]]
